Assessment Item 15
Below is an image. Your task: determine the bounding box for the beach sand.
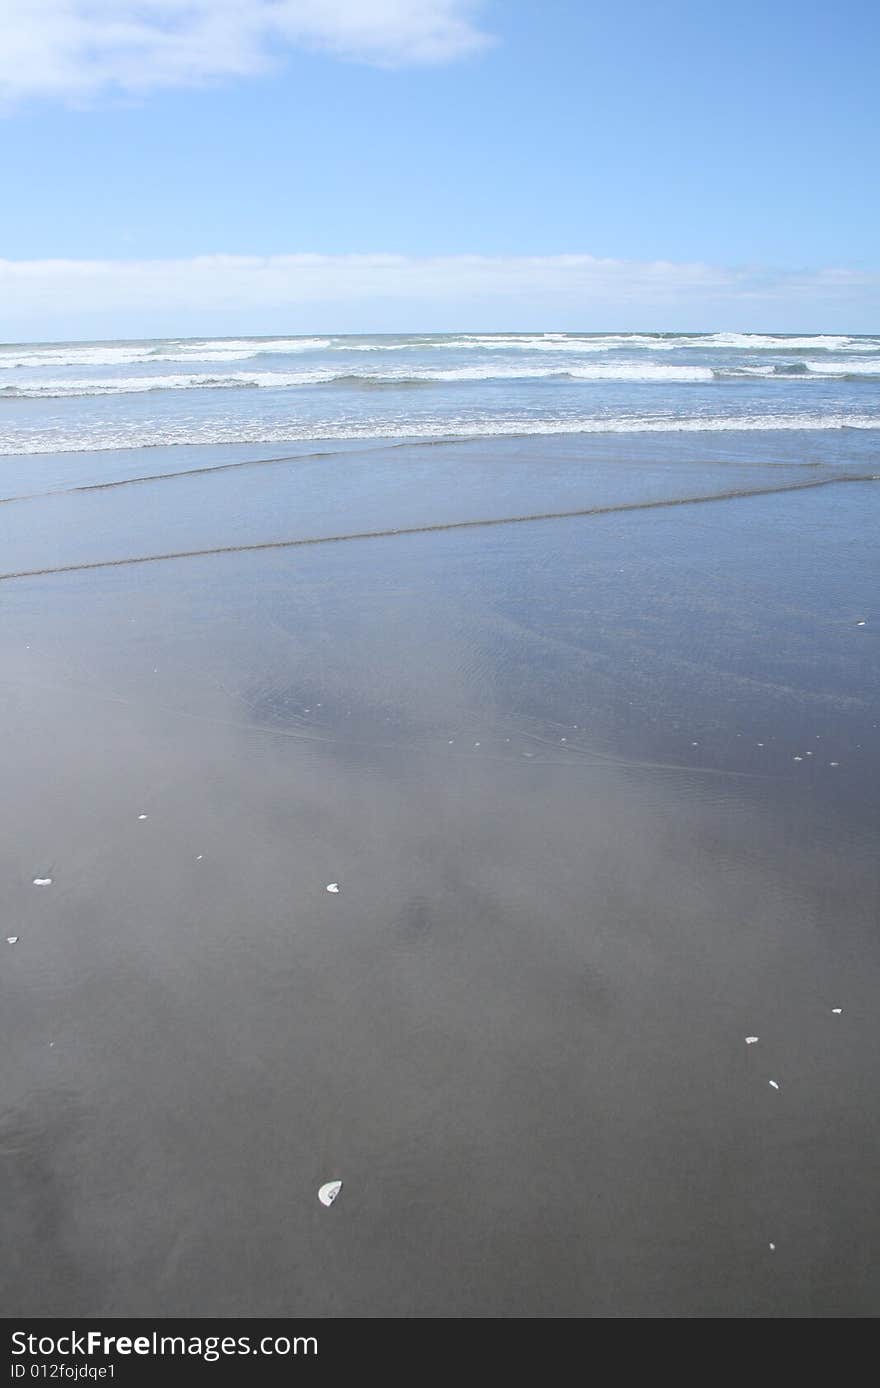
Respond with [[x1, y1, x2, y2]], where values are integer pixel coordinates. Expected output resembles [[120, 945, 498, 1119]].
[[1, 438, 878, 1317]]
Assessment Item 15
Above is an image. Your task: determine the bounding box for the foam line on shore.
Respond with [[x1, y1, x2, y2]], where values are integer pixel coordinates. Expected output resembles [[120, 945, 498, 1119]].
[[0, 471, 874, 583]]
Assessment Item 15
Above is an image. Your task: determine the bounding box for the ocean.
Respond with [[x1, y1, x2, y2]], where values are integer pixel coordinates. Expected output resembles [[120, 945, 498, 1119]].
[[2, 330, 879, 457]]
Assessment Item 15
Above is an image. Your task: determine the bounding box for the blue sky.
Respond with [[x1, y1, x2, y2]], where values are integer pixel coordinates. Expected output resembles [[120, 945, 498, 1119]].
[[1, 1, 878, 337]]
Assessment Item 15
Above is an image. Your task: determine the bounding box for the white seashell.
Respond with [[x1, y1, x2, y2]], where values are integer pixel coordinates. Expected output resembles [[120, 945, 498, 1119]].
[[32, 877, 52, 887], [6, 936, 18, 944], [326, 883, 339, 894], [769, 1080, 780, 1090], [318, 1180, 342, 1207], [745, 1036, 759, 1044]]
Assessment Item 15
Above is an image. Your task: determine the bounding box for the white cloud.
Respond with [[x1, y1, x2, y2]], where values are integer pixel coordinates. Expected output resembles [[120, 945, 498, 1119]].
[[1, 253, 878, 338], [0, 1, 492, 101]]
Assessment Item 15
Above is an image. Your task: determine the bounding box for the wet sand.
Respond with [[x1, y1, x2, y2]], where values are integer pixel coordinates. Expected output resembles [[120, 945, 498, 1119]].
[[1, 439, 879, 1317]]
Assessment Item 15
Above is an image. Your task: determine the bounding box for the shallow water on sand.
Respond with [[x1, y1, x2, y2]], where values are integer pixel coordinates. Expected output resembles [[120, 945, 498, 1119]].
[[0, 437, 878, 1317]]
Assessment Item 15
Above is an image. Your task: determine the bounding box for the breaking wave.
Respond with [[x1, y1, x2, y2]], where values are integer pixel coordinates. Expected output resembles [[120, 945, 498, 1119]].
[[2, 412, 877, 457]]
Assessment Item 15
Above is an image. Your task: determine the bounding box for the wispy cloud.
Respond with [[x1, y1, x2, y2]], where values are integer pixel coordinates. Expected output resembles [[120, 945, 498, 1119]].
[[0, 1, 492, 102], [2, 253, 878, 337]]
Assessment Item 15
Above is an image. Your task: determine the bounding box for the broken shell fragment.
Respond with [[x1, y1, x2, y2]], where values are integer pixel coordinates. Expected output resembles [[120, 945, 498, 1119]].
[[318, 1180, 342, 1207], [326, 883, 340, 894]]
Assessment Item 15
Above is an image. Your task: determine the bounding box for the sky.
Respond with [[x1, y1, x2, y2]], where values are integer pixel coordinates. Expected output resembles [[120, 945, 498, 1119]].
[[1, 0, 878, 339]]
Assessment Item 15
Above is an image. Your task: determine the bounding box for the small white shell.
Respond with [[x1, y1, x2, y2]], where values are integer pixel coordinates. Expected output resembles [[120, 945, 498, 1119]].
[[32, 877, 52, 887], [745, 1036, 759, 1044], [832, 1007, 843, 1015], [318, 1180, 342, 1207], [6, 935, 19, 944], [326, 883, 339, 894], [768, 1080, 780, 1090]]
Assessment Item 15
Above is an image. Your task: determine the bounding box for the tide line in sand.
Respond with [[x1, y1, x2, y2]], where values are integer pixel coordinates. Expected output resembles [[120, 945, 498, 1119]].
[[0, 471, 874, 585]]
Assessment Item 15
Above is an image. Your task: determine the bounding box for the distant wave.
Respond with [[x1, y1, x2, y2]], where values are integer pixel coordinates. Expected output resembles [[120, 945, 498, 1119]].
[[433, 334, 682, 353], [3, 332, 879, 372], [714, 364, 806, 377], [350, 332, 880, 354], [155, 337, 332, 356], [0, 362, 779, 398], [803, 358, 880, 376], [0, 346, 160, 370], [332, 363, 718, 385], [714, 359, 880, 380], [697, 333, 878, 352], [2, 412, 877, 456], [0, 371, 337, 398], [0, 337, 333, 370]]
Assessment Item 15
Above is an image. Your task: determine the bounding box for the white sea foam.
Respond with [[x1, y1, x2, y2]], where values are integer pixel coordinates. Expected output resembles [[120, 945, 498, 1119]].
[[0, 370, 341, 397], [148, 348, 276, 363], [438, 334, 679, 353], [2, 412, 876, 456], [0, 337, 333, 370], [411, 362, 712, 381], [153, 337, 332, 361], [0, 362, 722, 397], [567, 364, 713, 381], [804, 358, 880, 375], [699, 333, 871, 351], [434, 332, 880, 354], [716, 365, 778, 376], [166, 337, 331, 354], [0, 345, 159, 369]]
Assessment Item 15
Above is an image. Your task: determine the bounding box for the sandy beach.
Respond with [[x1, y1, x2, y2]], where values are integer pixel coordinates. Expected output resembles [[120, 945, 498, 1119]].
[[2, 434, 878, 1317]]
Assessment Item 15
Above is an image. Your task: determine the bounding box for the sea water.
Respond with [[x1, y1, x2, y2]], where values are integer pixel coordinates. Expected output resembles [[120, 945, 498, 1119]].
[[1, 330, 878, 457]]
